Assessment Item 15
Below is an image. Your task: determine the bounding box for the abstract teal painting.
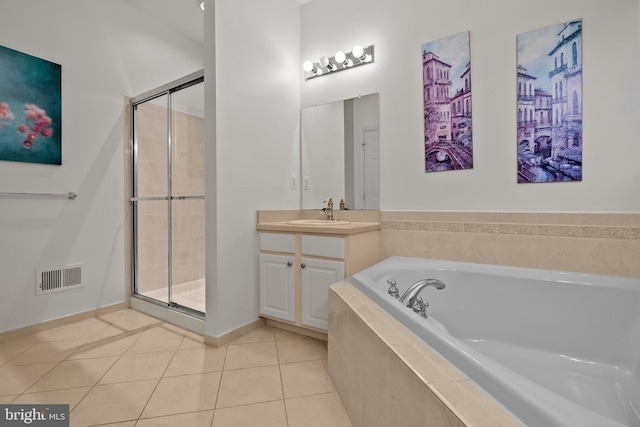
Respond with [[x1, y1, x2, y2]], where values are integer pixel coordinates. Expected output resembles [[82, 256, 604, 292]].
[[0, 45, 61, 165]]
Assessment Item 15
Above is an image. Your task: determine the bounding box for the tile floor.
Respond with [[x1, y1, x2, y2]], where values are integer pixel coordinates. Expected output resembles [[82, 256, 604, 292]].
[[0, 309, 352, 427]]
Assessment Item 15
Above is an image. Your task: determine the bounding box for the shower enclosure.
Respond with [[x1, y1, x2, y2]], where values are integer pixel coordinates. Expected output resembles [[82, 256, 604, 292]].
[[130, 70, 205, 317]]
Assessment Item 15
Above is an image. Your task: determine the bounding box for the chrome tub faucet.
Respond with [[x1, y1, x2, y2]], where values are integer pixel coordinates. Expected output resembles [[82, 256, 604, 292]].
[[398, 278, 446, 309]]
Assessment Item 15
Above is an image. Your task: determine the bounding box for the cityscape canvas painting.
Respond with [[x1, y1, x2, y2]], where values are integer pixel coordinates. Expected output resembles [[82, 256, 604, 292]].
[[517, 20, 582, 183], [0, 45, 61, 165], [422, 31, 473, 172]]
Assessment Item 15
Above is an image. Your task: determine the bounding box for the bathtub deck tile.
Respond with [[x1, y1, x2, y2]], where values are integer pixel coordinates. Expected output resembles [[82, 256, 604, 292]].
[[328, 290, 349, 347], [388, 354, 431, 426], [430, 380, 522, 427], [423, 385, 467, 427], [327, 337, 363, 427], [360, 313, 408, 346], [410, 341, 467, 382], [393, 343, 461, 384], [334, 282, 416, 347], [361, 333, 396, 427]]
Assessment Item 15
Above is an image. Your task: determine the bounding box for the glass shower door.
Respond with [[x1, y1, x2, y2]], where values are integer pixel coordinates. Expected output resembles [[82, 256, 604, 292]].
[[168, 83, 205, 313], [131, 75, 205, 316], [133, 94, 171, 307]]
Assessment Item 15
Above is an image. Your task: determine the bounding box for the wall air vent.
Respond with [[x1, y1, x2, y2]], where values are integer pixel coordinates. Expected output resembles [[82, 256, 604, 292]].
[[36, 263, 85, 295]]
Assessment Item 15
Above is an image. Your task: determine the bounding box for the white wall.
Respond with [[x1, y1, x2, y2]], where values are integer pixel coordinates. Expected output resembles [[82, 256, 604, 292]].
[[0, 0, 203, 333], [205, 0, 300, 337], [301, 0, 640, 213]]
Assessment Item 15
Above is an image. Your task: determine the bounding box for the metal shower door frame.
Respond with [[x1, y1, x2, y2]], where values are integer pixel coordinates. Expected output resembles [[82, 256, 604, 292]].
[[130, 70, 204, 317]]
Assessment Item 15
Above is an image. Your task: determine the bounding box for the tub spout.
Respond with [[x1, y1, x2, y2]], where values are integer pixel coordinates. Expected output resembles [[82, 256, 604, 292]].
[[399, 278, 445, 308]]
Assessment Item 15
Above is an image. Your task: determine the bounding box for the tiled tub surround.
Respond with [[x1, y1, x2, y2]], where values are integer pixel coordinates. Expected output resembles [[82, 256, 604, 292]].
[[344, 258, 640, 427], [380, 212, 640, 278], [328, 281, 520, 427]]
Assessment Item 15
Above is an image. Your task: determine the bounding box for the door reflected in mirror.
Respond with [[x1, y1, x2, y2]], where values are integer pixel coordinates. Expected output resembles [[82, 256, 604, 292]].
[[301, 93, 379, 210]]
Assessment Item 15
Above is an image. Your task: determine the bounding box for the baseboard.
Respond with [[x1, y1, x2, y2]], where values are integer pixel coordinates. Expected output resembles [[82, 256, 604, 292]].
[[264, 318, 328, 341], [0, 301, 130, 343], [204, 318, 265, 348]]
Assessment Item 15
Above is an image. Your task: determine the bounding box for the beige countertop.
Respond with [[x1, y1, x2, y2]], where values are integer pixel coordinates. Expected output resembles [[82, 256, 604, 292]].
[[256, 220, 380, 235]]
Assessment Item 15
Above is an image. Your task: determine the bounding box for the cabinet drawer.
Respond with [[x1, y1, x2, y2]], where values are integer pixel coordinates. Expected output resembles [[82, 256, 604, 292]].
[[301, 235, 344, 259], [260, 233, 295, 253]]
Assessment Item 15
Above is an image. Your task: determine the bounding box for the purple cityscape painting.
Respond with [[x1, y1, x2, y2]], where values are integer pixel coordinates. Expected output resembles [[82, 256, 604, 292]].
[[517, 20, 582, 183], [422, 31, 472, 173]]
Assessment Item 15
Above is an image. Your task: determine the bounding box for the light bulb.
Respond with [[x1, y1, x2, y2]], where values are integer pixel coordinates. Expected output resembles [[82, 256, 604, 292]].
[[319, 56, 336, 71], [303, 61, 314, 72], [196, 0, 204, 11], [335, 51, 346, 64], [352, 45, 364, 59]]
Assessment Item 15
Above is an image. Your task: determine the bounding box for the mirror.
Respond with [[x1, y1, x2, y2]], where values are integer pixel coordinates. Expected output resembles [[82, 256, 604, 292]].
[[301, 93, 379, 210]]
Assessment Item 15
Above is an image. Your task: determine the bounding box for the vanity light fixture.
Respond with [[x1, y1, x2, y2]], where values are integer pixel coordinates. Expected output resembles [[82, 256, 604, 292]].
[[303, 44, 374, 79], [319, 56, 336, 72], [303, 60, 321, 76], [352, 45, 372, 62], [334, 51, 353, 68]]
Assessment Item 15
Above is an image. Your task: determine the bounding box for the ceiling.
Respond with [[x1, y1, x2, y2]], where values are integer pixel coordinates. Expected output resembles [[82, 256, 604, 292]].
[[123, 0, 311, 46], [122, 0, 204, 45]]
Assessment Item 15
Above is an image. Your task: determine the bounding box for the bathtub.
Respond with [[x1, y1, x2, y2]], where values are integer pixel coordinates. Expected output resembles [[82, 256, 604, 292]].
[[348, 257, 640, 427]]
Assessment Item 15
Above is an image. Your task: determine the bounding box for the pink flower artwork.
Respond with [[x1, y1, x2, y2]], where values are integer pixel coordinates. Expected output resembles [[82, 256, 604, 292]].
[[0, 44, 62, 165], [17, 103, 53, 149], [0, 102, 14, 129]]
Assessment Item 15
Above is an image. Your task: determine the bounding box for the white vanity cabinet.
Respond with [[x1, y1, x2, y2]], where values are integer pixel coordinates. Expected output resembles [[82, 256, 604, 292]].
[[300, 235, 346, 330], [259, 253, 295, 322], [300, 258, 345, 330], [259, 233, 296, 322], [258, 228, 379, 336]]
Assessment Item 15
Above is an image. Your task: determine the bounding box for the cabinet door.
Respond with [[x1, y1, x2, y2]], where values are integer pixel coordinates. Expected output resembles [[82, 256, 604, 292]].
[[260, 254, 296, 322], [301, 258, 345, 330]]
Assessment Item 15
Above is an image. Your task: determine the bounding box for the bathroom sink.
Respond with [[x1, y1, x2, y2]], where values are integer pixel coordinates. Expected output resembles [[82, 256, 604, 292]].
[[286, 219, 351, 226]]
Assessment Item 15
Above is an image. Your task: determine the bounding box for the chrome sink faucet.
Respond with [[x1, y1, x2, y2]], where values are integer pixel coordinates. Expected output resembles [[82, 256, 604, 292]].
[[398, 278, 446, 308], [322, 198, 334, 220]]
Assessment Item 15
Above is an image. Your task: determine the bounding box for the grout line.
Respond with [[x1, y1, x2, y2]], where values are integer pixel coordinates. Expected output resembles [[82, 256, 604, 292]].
[[130, 409, 215, 425], [212, 397, 286, 411], [212, 338, 229, 415], [278, 360, 292, 427]]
